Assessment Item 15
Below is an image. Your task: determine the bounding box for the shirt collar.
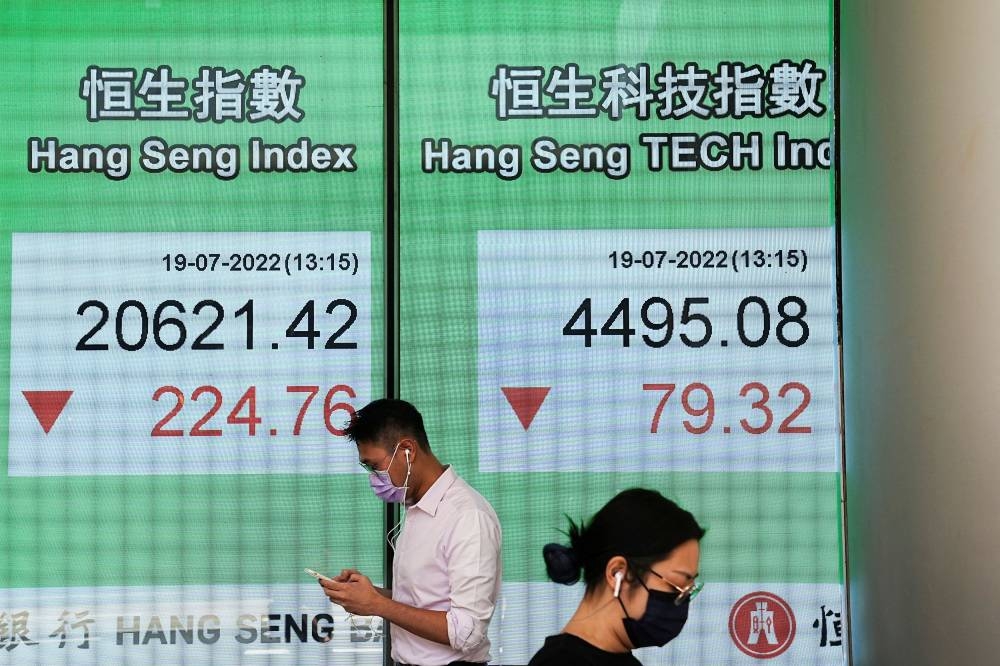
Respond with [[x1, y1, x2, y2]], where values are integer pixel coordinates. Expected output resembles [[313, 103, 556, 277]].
[[410, 465, 456, 517]]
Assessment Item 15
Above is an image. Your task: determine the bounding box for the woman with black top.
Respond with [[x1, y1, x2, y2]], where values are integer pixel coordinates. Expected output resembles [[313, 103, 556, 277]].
[[528, 488, 705, 665]]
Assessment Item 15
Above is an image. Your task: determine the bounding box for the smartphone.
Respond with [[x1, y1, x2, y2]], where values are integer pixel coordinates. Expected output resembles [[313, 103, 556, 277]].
[[304, 568, 333, 582]]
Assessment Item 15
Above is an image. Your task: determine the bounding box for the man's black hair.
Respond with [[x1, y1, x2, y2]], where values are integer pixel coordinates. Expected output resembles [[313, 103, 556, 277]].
[[343, 398, 431, 452]]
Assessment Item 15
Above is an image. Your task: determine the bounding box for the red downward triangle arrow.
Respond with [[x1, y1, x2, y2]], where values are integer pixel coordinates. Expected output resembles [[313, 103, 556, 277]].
[[22, 390, 73, 434], [501, 387, 551, 431]]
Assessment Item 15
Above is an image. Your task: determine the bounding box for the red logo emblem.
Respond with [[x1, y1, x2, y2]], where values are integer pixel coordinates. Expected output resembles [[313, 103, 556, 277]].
[[729, 591, 796, 659]]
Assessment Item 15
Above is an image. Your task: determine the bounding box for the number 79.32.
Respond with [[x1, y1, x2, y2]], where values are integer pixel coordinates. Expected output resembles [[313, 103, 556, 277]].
[[643, 382, 812, 435]]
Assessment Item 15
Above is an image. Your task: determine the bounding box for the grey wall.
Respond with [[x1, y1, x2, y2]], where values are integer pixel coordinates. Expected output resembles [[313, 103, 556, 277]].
[[841, 1, 1000, 664]]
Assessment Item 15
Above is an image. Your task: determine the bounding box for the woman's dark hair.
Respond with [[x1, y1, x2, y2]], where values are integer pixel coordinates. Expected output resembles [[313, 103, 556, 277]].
[[543, 488, 705, 589]]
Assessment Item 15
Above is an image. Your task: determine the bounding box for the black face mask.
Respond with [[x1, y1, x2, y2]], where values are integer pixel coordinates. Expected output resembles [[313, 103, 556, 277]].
[[617, 576, 690, 648]]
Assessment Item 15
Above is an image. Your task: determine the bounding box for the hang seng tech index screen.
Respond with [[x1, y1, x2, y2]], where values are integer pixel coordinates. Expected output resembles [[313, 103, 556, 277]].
[[399, 1, 844, 665]]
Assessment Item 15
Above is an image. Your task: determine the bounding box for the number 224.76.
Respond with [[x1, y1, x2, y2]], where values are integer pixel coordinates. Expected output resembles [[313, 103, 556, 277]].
[[151, 385, 356, 437]]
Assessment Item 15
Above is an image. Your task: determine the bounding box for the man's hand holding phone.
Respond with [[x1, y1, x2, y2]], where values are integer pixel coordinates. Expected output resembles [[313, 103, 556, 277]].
[[314, 570, 387, 616]]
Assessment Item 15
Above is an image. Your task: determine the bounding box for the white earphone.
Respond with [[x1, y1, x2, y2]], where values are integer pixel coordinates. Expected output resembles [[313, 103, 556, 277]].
[[404, 449, 411, 462], [613, 570, 624, 598]]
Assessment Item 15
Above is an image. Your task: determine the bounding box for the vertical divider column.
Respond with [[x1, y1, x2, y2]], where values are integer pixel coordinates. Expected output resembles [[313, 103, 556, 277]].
[[383, 1, 400, 664], [832, 1, 853, 662]]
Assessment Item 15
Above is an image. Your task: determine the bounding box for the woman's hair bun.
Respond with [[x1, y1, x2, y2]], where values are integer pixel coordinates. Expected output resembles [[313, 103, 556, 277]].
[[542, 542, 581, 585]]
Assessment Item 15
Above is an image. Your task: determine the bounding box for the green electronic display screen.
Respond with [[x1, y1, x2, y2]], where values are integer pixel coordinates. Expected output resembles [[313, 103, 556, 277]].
[[1, 1, 385, 663], [399, 1, 843, 664], [2, 1, 843, 664]]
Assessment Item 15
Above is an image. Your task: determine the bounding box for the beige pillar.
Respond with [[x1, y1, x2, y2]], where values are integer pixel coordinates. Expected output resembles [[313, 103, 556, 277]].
[[842, 1, 1000, 663]]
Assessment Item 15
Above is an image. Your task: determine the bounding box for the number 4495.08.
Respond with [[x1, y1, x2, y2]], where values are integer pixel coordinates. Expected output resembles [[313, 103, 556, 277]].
[[563, 296, 809, 348]]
